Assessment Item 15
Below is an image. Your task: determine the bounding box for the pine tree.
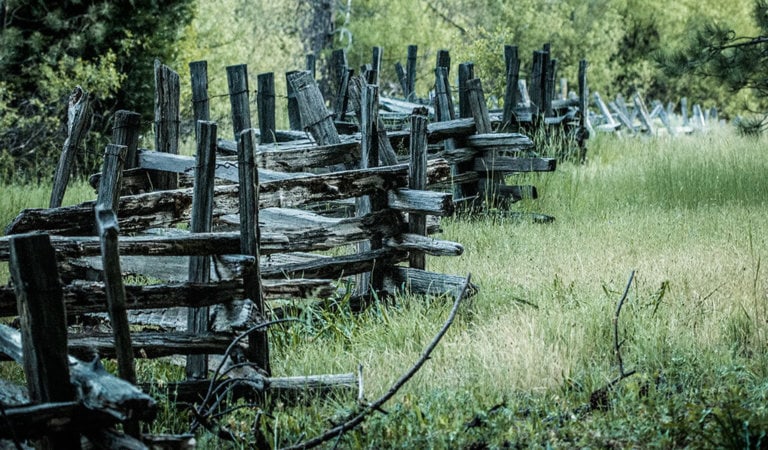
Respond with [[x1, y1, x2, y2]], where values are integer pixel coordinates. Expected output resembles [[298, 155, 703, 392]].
[[0, 0, 195, 180], [660, 0, 768, 133]]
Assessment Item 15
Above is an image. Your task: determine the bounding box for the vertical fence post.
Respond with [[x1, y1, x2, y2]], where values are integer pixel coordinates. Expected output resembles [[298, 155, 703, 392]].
[[578, 59, 590, 160], [530, 50, 545, 121], [257, 72, 276, 144], [408, 107, 429, 270], [435, 66, 462, 201], [186, 121, 217, 380], [112, 110, 141, 170], [305, 53, 316, 79], [50, 86, 91, 208], [458, 62, 474, 119], [96, 144, 128, 213], [468, 78, 493, 203], [435, 50, 454, 118], [502, 45, 520, 131], [371, 46, 383, 86], [238, 128, 270, 375], [227, 64, 252, 144], [406, 44, 418, 101], [357, 84, 385, 294], [189, 60, 210, 143], [545, 58, 557, 118], [153, 59, 180, 191], [9, 233, 81, 449]]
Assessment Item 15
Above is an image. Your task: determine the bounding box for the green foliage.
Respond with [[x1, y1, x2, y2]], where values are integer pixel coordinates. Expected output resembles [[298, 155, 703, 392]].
[[0, 0, 195, 181]]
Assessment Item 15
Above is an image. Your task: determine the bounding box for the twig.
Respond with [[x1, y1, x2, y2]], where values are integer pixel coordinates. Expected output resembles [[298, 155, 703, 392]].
[[280, 274, 473, 450], [613, 270, 634, 379]]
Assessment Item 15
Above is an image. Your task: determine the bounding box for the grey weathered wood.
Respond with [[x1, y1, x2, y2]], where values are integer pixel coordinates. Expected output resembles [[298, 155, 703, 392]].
[[331, 49, 348, 109], [112, 110, 142, 170], [408, 108, 429, 269], [153, 59, 181, 191], [96, 144, 128, 213], [529, 51, 545, 118], [594, 92, 618, 128], [0, 279, 336, 317], [5, 161, 452, 236], [434, 66, 461, 201], [66, 332, 235, 359], [609, 101, 636, 133], [395, 61, 408, 95], [633, 93, 655, 134], [95, 208, 135, 384], [257, 72, 276, 144], [187, 121, 217, 380], [371, 46, 383, 85], [406, 44, 418, 101], [347, 76, 399, 166], [50, 86, 91, 208], [95, 206, 140, 437], [334, 68, 352, 121], [238, 128, 270, 374], [386, 234, 463, 257], [0, 324, 156, 421], [458, 63, 474, 119], [261, 248, 407, 280], [681, 97, 689, 126], [288, 71, 340, 145], [306, 53, 316, 78], [385, 266, 478, 300], [502, 45, 520, 131], [0, 402, 117, 441], [544, 57, 557, 117], [356, 84, 385, 294], [9, 233, 80, 448], [189, 60, 210, 142], [692, 104, 706, 129], [654, 100, 676, 136], [227, 64, 252, 143], [468, 78, 492, 134], [286, 71, 303, 130], [255, 140, 359, 170], [577, 60, 590, 157], [474, 156, 557, 173], [466, 133, 533, 151], [388, 189, 453, 216]]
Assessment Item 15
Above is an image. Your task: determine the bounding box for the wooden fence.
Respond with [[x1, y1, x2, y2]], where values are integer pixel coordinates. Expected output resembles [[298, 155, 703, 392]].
[[0, 42, 586, 445]]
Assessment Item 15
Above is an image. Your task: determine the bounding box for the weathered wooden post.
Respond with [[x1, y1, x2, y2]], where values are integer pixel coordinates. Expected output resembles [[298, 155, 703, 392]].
[[306, 53, 316, 79], [288, 71, 340, 145], [153, 59, 180, 191], [435, 50, 454, 118], [50, 86, 91, 208], [238, 128, 270, 374], [347, 76, 398, 166], [186, 121, 217, 380], [502, 45, 520, 131], [529, 50, 546, 121], [578, 59, 591, 159], [370, 46, 383, 86], [435, 66, 462, 201], [545, 57, 557, 117], [468, 78, 493, 202], [227, 64, 252, 144], [189, 60, 210, 142], [96, 144, 128, 213], [681, 97, 689, 126], [356, 84, 386, 294], [408, 107, 429, 270], [458, 62, 474, 119], [285, 71, 303, 131], [406, 44, 418, 101], [112, 110, 141, 170], [330, 49, 348, 113], [9, 233, 81, 449], [257, 72, 276, 144]]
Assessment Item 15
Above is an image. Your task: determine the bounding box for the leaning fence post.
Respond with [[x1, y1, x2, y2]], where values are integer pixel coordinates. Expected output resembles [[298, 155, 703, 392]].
[[409, 108, 429, 270], [9, 233, 81, 449], [288, 71, 340, 145], [458, 62, 474, 119], [50, 86, 91, 208], [186, 121, 217, 380], [153, 59, 181, 191], [238, 128, 270, 375], [285, 71, 303, 131]]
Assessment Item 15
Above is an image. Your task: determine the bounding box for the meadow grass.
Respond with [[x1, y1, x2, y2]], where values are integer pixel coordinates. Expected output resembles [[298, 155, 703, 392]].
[[2, 128, 768, 448]]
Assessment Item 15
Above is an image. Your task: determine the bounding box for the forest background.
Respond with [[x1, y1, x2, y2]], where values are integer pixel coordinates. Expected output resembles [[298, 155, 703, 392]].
[[0, 0, 762, 183]]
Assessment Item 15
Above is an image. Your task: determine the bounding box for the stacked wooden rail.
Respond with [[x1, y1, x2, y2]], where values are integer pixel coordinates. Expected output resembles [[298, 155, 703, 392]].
[[590, 91, 720, 137]]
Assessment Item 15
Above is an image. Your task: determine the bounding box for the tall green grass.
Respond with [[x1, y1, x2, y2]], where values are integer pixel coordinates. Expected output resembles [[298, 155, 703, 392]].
[[2, 128, 768, 448]]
